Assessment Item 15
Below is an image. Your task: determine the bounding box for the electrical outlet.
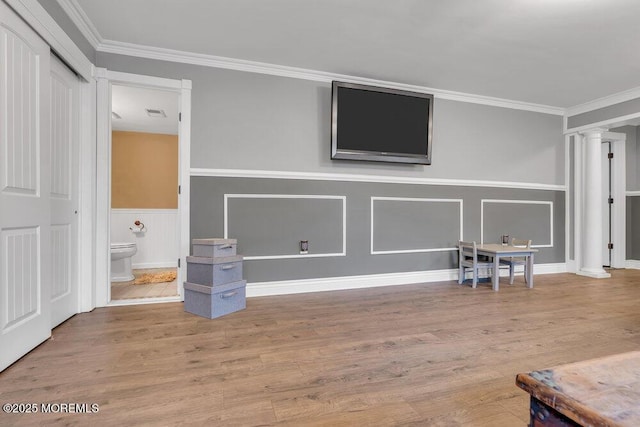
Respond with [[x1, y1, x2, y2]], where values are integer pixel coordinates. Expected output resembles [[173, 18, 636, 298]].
[[300, 240, 309, 254]]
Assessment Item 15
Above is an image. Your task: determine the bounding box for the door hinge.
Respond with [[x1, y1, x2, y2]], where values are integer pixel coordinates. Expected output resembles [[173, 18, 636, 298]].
[[178, 258, 181, 268], [608, 197, 614, 204], [179, 112, 182, 122], [608, 152, 614, 159], [608, 243, 614, 250], [178, 185, 181, 195]]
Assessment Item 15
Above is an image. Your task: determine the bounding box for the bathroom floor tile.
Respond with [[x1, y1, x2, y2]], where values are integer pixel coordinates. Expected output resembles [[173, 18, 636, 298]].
[[110, 268, 178, 301]]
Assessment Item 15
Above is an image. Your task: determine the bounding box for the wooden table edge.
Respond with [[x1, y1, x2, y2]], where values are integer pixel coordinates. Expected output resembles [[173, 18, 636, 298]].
[[515, 372, 624, 427]]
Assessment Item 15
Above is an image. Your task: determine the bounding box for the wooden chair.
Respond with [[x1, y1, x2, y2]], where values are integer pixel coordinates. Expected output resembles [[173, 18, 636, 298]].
[[500, 238, 532, 285], [458, 241, 494, 288]]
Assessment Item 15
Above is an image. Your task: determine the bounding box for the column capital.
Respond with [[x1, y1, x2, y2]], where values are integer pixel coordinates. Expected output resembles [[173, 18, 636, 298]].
[[580, 127, 609, 139]]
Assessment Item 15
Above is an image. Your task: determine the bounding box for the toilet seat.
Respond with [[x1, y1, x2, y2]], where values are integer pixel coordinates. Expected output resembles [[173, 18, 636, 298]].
[[111, 242, 136, 249]]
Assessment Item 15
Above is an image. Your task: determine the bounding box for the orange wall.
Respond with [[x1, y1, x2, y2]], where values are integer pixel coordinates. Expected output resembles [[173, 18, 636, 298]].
[[111, 131, 178, 209]]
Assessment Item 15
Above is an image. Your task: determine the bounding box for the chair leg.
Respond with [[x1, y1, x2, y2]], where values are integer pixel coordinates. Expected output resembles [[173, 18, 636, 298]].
[[458, 263, 464, 284], [523, 265, 528, 284], [509, 265, 515, 285], [472, 266, 478, 288]]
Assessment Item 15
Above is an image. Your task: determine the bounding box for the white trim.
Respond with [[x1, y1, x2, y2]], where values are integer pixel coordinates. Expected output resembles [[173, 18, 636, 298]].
[[191, 168, 566, 191], [179, 78, 192, 302], [95, 72, 111, 307], [609, 138, 626, 268], [55, 0, 101, 49], [370, 197, 463, 255], [626, 191, 640, 196], [77, 74, 96, 312], [480, 199, 554, 248], [224, 194, 347, 260], [565, 111, 640, 134], [625, 260, 640, 269], [246, 263, 567, 297], [567, 85, 640, 117], [95, 69, 191, 307], [107, 296, 181, 307], [94, 39, 564, 116], [6, 0, 93, 81], [110, 208, 178, 214], [132, 261, 177, 269], [564, 134, 571, 265]]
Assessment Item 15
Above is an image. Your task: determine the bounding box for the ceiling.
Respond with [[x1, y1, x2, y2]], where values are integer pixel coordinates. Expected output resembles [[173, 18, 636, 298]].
[[111, 85, 179, 135], [71, 0, 640, 108]]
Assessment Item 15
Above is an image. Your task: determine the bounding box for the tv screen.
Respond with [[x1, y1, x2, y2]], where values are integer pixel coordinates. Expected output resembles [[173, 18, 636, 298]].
[[331, 81, 433, 165]]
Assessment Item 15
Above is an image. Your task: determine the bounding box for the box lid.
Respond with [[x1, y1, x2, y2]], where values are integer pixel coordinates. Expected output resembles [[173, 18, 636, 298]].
[[186, 255, 243, 264], [184, 280, 246, 294], [192, 238, 237, 246]]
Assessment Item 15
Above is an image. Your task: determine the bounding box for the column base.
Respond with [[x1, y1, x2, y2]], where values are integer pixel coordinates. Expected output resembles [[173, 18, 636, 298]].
[[577, 269, 611, 279]]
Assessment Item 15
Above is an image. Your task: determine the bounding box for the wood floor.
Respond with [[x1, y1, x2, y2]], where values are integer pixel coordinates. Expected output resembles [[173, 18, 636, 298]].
[[2, 270, 640, 426]]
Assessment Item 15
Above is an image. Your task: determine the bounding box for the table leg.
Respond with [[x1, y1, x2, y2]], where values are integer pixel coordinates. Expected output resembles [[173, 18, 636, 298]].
[[493, 255, 500, 291], [527, 253, 534, 288]]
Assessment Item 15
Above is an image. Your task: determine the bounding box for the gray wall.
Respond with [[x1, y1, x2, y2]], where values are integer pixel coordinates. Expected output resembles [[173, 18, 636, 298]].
[[96, 53, 565, 186], [36, 0, 96, 63], [92, 52, 567, 283], [192, 177, 565, 283], [610, 125, 638, 191], [627, 197, 640, 260]]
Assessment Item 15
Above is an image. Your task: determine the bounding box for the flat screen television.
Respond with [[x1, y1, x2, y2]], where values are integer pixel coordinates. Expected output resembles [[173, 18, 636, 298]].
[[331, 81, 434, 165]]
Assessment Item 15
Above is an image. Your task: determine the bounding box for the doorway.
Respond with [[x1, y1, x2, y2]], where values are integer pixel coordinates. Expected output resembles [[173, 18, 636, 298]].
[[95, 70, 192, 307], [109, 85, 180, 301]]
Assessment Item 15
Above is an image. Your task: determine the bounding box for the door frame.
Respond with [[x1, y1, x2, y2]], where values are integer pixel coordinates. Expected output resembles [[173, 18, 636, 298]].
[[95, 68, 191, 307]]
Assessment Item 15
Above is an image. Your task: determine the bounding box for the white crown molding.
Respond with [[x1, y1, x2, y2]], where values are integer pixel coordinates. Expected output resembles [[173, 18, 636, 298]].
[[94, 39, 565, 116], [6, 0, 93, 81], [190, 168, 567, 192], [246, 263, 567, 297], [567, 85, 640, 117], [55, 0, 102, 49]]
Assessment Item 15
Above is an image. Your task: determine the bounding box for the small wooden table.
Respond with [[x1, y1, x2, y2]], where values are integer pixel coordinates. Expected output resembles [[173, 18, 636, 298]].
[[516, 351, 640, 426], [476, 244, 538, 291]]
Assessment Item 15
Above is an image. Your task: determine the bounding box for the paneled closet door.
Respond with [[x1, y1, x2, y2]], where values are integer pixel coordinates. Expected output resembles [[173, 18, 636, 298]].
[[0, 1, 52, 371], [50, 55, 79, 327]]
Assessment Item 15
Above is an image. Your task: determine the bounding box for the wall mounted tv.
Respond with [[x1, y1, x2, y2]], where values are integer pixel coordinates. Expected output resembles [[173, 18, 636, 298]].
[[331, 81, 434, 165]]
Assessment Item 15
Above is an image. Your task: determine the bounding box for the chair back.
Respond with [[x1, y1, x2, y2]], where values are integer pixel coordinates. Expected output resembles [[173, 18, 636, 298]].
[[459, 240, 477, 260], [511, 238, 532, 248]]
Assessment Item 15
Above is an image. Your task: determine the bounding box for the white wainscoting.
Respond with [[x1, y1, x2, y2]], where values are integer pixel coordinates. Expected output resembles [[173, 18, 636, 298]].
[[110, 209, 178, 269]]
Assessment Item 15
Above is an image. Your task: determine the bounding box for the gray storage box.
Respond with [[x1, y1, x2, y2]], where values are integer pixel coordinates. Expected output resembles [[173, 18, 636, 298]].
[[184, 280, 246, 319], [186, 255, 243, 286], [192, 238, 237, 258]]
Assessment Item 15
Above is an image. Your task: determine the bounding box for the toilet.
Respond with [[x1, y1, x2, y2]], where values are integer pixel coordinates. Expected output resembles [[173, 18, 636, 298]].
[[110, 242, 138, 282]]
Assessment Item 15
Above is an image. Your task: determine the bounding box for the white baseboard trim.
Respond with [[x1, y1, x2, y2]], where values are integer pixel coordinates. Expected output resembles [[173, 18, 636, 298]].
[[246, 263, 568, 297], [625, 260, 640, 269], [133, 262, 177, 270]]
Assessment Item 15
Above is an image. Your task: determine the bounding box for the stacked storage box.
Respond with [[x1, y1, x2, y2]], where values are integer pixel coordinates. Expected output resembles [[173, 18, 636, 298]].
[[184, 238, 246, 319]]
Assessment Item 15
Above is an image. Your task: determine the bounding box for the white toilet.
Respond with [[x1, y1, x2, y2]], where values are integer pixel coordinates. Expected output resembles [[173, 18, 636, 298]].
[[110, 242, 138, 282]]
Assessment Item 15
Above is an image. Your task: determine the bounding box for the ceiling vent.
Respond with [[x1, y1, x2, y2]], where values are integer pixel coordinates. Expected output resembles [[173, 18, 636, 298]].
[[145, 108, 167, 118], [111, 111, 121, 120]]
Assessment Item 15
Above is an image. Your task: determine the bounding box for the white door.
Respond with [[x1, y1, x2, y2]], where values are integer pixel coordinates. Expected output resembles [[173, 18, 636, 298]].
[[602, 142, 611, 267], [0, 2, 52, 371], [50, 55, 79, 327]]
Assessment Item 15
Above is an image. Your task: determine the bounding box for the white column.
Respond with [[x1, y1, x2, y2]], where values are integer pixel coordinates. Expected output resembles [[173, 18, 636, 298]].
[[578, 129, 611, 278]]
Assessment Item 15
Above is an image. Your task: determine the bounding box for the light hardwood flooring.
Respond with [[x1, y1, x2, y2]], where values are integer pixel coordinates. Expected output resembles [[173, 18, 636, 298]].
[[2, 270, 640, 426], [110, 268, 178, 300]]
